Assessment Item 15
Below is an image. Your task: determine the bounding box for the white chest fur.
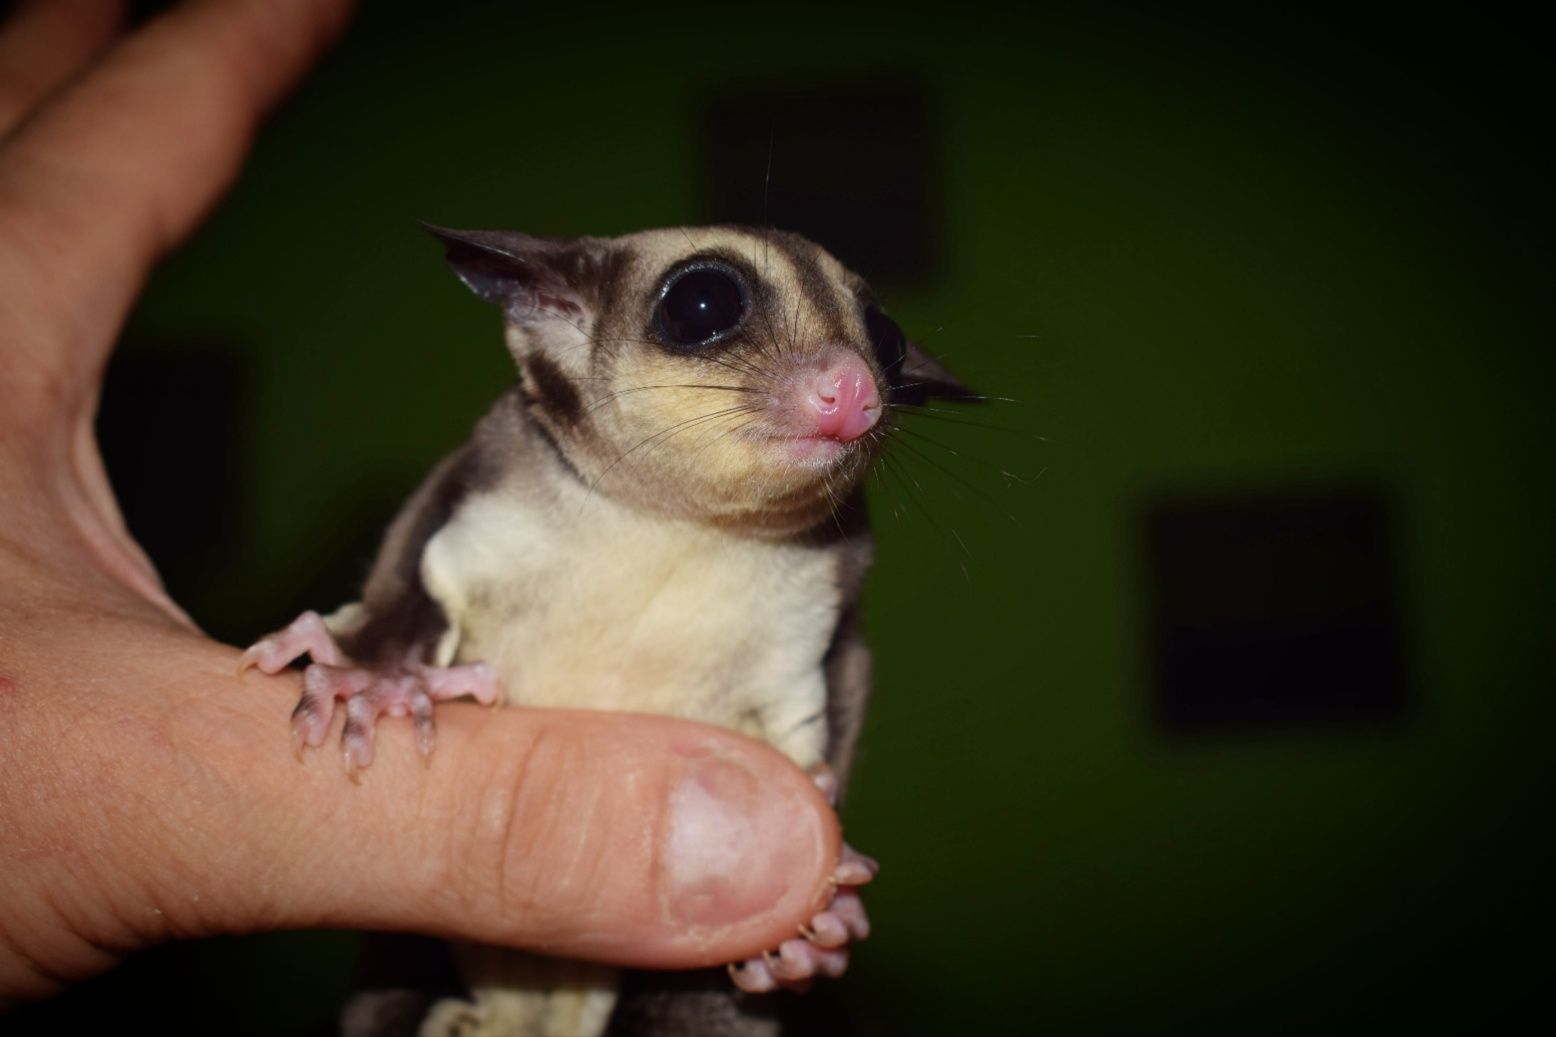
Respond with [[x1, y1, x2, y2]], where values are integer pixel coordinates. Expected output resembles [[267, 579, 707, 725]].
[[419, 484, 841, 768]]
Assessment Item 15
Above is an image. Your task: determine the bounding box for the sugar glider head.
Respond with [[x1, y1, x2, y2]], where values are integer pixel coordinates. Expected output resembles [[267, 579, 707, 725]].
[[428, 224, 973, 534]]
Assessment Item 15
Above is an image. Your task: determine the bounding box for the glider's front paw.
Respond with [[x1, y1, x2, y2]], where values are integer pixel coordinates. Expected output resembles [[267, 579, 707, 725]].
[[240, 610, 499, 773]]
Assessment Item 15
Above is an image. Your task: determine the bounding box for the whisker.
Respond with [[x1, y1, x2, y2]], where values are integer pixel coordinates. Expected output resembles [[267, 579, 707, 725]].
[[649, 406, 767, 465], [756, 286, 787, 364], [762, 126, 775, 276], [886, 405, 1044, 442], [699, 351, 774, 381], [883, 424, 1020, 522], [693, 417, 762, 457], [586, 383, 761, 414], [883, 398, 1026, 423], [889, 381, 1021, 405], [584, 403, 763, 506], [866, 450, 906, 523], [822, 468, 846, 537], [888, 423, 1035, 489], [876, 449, 973, 579]]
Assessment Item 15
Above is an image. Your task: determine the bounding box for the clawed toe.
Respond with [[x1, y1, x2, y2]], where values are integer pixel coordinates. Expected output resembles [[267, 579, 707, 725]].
[[731, 938, 849, 995], [290, 694, 330, 756], [238, 636, 293, 677], [809, 945, 849, 979], [828, 888, 870, 940], [832, 843, 879, 887], [243, 611, 501, 773], [771, 938, 835, 982], [808, 763, 841, 806], [342, 691, 381, 773], [411, 691, 436, 758], [418, 661, 501, 706], [804, 910, 849, 949], [729, 957, 777, 994], [238, 610, 342, 678], [800, 885, 869, 949]]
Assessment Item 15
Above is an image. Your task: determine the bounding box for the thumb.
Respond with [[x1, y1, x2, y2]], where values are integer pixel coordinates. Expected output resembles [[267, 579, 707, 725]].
[[274, 688, 842, 968], [0, 613, 839, 1001]]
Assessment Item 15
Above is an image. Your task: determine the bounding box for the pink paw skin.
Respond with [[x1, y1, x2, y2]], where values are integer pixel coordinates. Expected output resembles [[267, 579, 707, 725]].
[[727, 764, 879, 995], [238, 610, 500, 774]]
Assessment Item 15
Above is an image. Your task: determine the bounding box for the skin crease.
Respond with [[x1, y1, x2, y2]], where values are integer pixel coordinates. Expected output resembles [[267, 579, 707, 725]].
[[0, 0, 840, 1011]]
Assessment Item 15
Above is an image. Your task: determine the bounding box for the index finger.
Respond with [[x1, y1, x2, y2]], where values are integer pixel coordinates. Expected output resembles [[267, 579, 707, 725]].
[[0, 0, 354, 398], [0, 0, 125, 138]]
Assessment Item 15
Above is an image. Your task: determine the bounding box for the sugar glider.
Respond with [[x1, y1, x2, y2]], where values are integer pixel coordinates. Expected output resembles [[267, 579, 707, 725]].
[[240, 225, 973, 1036]]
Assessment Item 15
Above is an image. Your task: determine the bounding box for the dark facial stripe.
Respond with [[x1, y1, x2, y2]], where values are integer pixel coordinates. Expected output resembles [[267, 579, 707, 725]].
[[766, 231, 850, 346], [524, 354, 584, 426]]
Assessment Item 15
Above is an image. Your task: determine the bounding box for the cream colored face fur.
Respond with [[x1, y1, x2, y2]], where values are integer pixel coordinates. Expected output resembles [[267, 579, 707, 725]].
[[496, 227, 886, 533]]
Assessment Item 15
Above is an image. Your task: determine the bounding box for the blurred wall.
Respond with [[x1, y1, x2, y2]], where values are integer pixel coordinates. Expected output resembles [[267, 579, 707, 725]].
[[18, 1, 1552, 1034]]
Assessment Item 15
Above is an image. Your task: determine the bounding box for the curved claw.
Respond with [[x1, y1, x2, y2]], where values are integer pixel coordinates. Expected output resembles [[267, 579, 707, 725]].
[[341, 693, 379, 774], [238, 637, 294, 677], [411, 690, 436, 758], [239, 610, 343, 679], [729, 958, 777, 994], [236, 643, 264, 678]]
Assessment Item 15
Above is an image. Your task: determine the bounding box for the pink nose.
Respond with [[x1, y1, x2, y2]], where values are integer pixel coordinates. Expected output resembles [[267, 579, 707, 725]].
[[807, 355, 882, 442]]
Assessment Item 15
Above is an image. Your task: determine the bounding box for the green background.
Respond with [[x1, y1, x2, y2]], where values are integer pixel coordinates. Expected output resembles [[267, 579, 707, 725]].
[[13, 1, 1551, 1034]]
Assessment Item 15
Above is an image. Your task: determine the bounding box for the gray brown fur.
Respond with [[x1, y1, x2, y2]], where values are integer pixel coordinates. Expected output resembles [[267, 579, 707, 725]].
[[332, 225, 969, 1037]]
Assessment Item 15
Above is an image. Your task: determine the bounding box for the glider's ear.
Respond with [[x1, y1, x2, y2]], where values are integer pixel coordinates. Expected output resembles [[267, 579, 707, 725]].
[[423, 224, 603, 325], [898, 340, 978, 405], [864, 303, 978, 405]]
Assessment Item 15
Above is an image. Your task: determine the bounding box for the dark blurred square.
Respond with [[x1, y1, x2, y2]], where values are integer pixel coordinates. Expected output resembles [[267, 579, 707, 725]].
[[700, 75, 940, 286], [1140, 482, 1409, 733]]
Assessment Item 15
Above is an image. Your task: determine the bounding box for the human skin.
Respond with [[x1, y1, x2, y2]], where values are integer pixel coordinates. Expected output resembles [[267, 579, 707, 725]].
[[0, 0, 838, 1010]]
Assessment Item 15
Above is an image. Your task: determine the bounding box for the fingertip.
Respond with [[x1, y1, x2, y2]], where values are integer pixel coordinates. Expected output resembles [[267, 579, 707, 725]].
[[394, 710, 841, 970], [644, 725, 842, 961]]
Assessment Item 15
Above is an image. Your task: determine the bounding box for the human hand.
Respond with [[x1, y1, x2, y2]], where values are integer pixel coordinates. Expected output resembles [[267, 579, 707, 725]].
[[0, 0, 839, 1009]]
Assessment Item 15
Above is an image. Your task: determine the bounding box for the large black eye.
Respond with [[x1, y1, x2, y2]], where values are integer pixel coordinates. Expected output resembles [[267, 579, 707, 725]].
[[655, 265, 747, 349], [864, 304, 907, 376]]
